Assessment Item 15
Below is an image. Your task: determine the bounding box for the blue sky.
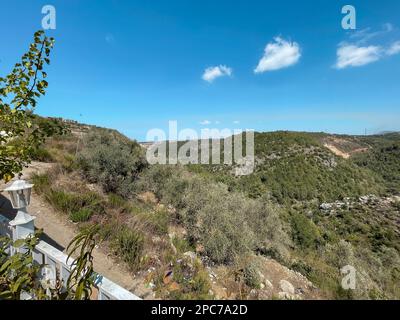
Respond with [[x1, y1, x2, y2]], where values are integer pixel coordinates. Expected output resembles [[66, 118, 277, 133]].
[[1, 0, 400, 141]]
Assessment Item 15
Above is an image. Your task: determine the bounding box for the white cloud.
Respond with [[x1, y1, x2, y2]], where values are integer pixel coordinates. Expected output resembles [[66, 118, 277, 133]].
[[386, 41, 400, 56], [335, 44, 382, 69], [233, 120, 240, 124], [254, 37, 301, 73], [202, 65, 232, 83], [200, 120, 211, 125]]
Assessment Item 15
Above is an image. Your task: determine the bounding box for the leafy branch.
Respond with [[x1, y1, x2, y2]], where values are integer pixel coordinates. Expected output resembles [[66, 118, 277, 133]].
[[0, 30, 66, 182]]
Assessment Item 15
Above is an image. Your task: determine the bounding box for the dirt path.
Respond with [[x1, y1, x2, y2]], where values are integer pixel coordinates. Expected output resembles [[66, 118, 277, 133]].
[[0, 162, 153, 299]]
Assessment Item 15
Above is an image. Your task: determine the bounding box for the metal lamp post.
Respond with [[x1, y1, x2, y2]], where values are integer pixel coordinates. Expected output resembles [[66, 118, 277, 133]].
[[4, 179, 36, 241]]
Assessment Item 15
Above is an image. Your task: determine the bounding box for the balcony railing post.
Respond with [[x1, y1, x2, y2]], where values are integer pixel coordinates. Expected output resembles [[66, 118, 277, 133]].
[[9, 209, 36, 254]]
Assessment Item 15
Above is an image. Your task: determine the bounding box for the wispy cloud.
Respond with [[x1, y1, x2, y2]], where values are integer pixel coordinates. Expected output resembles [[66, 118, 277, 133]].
[[335, 44, 382, 69], [254, 37, 301, 73], [349, 23, 394, 44], [202, 65, 232, 83], [335, 23, 400, 69], [233, 120, 240, 124], [199, 120, 211, 125], [386, 41, 400, 56]]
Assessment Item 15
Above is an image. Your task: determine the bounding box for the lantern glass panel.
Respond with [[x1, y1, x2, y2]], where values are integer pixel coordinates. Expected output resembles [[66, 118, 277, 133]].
[[7, 188, 32, 209]]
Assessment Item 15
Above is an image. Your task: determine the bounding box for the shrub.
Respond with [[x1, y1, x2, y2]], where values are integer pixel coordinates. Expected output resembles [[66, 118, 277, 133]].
[[136, 165, 187, 209], [70, 208, 93, 223], [98, 220, 125, 242], [181, 181, 257, 264], [31, 173, 51, 195], [172, 236, 195, 254], [46, 190, 80, 213], [140, 169, 290, 265], [154, 255, 212, 300], [290, 260, 313, 278], [30, 147, 53, 162], [77, 129, 147, 198], [243, 261, 262, 289], [145, 208, 170, 235], [61, 154, 78, 172], [291, 212, 321, 249], [45, 189, 104, 217], [108, 193, 132, 213], [113, 228, 144, 271]]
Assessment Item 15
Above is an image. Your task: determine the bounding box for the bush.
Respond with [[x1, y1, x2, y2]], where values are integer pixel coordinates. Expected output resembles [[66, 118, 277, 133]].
[[144, 208, 171, 235], [108, 193, 133, 213], [70, 208, 93, 222], [154, 255, 212, 300], [243, 261, 262, 289], [98, 220, 125, 242], [45, 189, 104, 217], [291, 212, 321, 249], [172, 236, 195, 254], [181, 181, 257, 264], [136, 165, 187, 209], [30, 147, 53, 162], [77, 129, 147, 198], [31, 173, 51, 195], [139, 168, 290, 265], [113, 227, 144, 271]]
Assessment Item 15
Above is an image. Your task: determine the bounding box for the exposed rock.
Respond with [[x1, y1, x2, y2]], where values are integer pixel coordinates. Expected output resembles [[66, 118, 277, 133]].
[[264, 279, 273, 290], [249, 289, 258, 298], [278, 291, 296, 300], [279, 280, 295, 295], [183, 251, 197, 264], [320, 203, 333, 211], [152, 236, 163, 244], [295, 287, 305, 295]]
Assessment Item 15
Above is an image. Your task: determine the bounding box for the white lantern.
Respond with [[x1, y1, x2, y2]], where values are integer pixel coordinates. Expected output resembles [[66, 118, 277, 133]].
[[4, 180, 34, 209], [4, 180, 36, 228]]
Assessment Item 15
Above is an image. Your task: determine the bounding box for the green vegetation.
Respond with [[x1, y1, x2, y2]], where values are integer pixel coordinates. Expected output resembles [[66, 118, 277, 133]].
[[28, 127, 400, 300], [153, 254, 212, 300], [290, 212, 321, 249], [139, 168, 290, 264], [77, 128, 146, 198], [190, 132, 385, 204], [0, 228, 98, 300], [353, 136, 400, 193], [0, 31, 65, 182], [112, 227, 144, 271], [242, 259, 262, 289]]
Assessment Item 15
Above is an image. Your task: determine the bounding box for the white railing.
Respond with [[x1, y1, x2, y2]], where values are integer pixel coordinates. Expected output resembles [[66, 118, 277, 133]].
[[0, 215, 141, 300]]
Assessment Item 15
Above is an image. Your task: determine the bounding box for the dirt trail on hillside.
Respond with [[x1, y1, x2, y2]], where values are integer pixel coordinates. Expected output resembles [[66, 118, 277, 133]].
[[323, 144, 351, 159], [0, 162, 153, 300]]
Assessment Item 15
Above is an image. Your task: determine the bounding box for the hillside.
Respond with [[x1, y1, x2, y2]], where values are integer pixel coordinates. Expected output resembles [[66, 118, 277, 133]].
[[25, 119, 400, 300]]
